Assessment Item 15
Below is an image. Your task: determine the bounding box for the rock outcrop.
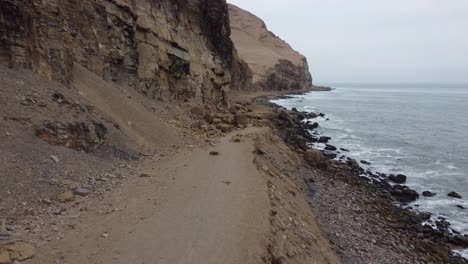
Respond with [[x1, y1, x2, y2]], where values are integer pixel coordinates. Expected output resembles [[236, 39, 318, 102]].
[[0, 0, 242, 105], [228, 4, 313, 91]]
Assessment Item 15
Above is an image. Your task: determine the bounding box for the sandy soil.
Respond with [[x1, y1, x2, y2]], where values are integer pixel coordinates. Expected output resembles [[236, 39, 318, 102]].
[[32, 128, 272, 263]]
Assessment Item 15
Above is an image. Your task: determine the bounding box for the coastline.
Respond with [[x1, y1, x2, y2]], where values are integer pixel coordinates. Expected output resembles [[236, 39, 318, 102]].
[[262, 91, 468, 263]]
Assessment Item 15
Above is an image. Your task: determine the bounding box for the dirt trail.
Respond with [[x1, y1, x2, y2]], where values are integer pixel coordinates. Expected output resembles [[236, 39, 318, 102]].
[[34, 128, 270, 264]]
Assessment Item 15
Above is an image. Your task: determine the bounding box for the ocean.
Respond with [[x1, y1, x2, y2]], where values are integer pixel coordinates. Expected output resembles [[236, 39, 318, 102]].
[[271, 84, 468, 257]]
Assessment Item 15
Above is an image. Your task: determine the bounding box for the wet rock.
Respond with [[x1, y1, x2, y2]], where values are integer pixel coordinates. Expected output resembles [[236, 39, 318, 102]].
[[317, 136, 331, 143], [347, 159, 360, 171], [304, 122, 318, 130], [422, 191, 436, 197], [322, 151, 337, 160], [453, 235, 468, 247], [456, 205, 466, 210], [391, 185, 419, 203], [360, 160, 371, 165], [388, 174, 407, 184], [448, 192, 462, 199], [58, 191, 75, 203], [325, 145, 337, 151], [419, 212, 432, 221], [340, 148, 349, 152], [304, 149, 328, 170]]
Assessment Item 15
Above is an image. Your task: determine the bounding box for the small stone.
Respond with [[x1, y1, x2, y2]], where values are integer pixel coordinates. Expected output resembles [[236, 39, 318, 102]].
[[58, 191, 75, 203], [209, 151, 220, 156], [4, 132, 11, 137], [101, 233, 109, 238], [42, 198, 52, 205], [50, 155, 60, 163], [139, 174, 152, 178], [73, 188, 90, 196]]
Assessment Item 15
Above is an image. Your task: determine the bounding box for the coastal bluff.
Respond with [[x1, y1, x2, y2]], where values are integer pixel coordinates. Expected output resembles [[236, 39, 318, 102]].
[[228, 4, 313, 91]]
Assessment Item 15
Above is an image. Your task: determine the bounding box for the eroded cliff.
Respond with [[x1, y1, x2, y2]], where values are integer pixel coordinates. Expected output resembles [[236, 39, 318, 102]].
[[228, 4, 313, 91], [0, 0, 245, 104]]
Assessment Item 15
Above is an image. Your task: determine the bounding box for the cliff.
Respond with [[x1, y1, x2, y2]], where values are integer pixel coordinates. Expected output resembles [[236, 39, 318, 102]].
[[228, 4, 313, 91], [0, 0, 245, 105]]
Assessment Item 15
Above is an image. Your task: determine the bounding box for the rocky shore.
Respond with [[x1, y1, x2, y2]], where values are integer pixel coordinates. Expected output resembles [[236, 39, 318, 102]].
[[262, 98, 468, 264]]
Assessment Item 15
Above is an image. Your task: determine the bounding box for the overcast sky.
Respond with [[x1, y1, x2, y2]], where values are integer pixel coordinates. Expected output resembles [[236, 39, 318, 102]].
[[227, 0, 468, 84]]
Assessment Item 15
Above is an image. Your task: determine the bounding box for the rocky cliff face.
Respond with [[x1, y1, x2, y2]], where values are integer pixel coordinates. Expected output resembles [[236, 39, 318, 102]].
[[0, 0, 244, 104], [228, 4, 313, 91]]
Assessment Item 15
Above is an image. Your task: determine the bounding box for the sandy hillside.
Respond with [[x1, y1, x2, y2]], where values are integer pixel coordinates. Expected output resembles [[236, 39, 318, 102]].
[[229, 4, 313, 90]]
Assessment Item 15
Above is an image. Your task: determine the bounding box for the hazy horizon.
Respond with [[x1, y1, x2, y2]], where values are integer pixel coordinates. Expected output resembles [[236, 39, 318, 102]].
[[227, 0, 468, 85]]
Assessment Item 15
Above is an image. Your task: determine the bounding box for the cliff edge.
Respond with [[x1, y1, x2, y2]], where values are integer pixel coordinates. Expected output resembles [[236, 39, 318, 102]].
[[228, 4, 313, 91]]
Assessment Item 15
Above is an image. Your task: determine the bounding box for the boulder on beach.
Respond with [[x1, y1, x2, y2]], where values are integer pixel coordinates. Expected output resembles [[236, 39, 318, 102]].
[[325, 144, 337, 151], [318, 136, 331, 143], [304, 149, 328, 170], [388, 174, 407, 184], [347, 159, 360, 171], [391, 185, 419, 203]]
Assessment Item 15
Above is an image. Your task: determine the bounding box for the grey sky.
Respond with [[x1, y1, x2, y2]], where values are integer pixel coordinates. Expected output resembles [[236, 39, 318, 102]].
[[227, 0, 468, 84]]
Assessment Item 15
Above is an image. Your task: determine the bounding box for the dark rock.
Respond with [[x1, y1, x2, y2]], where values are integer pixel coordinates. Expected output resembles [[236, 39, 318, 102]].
[[360, 160, 371, 165], [391, 185, 419, 203], [318, 136, 331, 143], [291, 107, 298, 112], [325, 144, 337, 151], [388, 174, 407, 184], [419, 212, 432, 221], [305, 122, 319, 130], [422, 191, 436, 197], [456, 205, 466, 210], [452, 235, 468, 247], [340, 148, 349, 152], [322, 151, 337, 160], [347, 159, 360, 171], [448, 192, 462, 199]]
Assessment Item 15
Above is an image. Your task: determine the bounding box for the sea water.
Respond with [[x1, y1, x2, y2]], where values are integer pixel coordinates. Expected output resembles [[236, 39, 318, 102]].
[[272, 84, 468, 257]]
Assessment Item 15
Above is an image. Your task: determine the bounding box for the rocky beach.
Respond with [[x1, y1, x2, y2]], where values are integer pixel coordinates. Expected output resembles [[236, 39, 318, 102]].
[[1, 0, 466, 263], [263, 93, 468, 263]]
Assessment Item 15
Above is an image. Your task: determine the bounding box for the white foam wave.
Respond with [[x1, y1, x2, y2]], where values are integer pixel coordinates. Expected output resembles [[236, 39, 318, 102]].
[[453, 249, 468, 260]]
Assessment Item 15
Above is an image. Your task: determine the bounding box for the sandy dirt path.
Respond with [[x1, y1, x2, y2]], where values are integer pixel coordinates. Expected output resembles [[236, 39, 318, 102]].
[[34, 128, 270, 264]]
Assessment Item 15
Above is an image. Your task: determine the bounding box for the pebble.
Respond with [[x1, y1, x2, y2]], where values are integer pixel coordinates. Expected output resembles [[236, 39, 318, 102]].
[[50, 155, 60, 163]]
